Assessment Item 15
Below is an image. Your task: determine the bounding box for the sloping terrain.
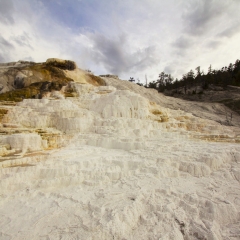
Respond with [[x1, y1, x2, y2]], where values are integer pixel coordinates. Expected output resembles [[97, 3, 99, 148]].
[[103, 77, 240, 127], [164, 84, 240, 121], [0, 58, 105, 101], [0, 63, 240, 240]]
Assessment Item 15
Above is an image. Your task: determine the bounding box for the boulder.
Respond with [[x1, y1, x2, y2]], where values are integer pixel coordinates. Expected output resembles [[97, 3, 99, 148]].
[[14, 72, 27, 89]]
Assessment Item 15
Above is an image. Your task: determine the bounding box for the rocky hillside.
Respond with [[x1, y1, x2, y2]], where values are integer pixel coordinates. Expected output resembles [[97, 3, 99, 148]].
[[0, 58, 105, 101], [105, 77, 240, 127], [163, 84, 240, 117], [0, 60, 240, 240]]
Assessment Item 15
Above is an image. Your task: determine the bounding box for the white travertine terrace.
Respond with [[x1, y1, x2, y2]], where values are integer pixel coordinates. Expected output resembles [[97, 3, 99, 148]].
[[0, 78, 240, 240]]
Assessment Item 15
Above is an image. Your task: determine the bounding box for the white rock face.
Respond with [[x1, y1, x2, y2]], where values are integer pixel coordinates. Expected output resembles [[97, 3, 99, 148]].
[[0, 79, 240, 240], [90, 90, 149, 119], [6, 133, 42, 152]]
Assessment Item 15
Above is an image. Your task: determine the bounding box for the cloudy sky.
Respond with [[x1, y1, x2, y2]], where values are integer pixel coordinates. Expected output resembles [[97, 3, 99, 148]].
[[0, 0, 240, 83]]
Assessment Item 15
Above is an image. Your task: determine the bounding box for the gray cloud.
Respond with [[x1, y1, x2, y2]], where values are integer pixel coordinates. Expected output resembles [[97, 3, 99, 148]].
[[0, 0, 239, 81], [163, 59, 189, 79], [90, 34, 158, 75], [206, 39, 222, 49], [170, 0, 239, 73], [0, 36, 15, 62], [182, 0, 227, 35], [164, 65, 175, 75], [0, 0, 14, 24], [0, 55, 6, 62], [171, 35, 196, 59], [11, 32, 33, 50], [172, 35, 194, 49], [0, 36, 14, 49], [218, 24, 240, 38]]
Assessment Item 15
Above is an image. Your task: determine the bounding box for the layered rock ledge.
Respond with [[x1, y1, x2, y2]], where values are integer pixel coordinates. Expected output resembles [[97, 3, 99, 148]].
[[0, 62, 239, 240]]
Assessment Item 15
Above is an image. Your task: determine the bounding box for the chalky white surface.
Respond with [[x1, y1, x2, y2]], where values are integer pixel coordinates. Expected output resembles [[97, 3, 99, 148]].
[[0, 80, 240, 240]]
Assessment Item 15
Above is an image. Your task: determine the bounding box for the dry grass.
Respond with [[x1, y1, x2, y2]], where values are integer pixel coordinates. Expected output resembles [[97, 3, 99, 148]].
[[87, 74, 106, 86], [160, 116, 169, 122], [0, 87, 39, 102], [0, 108, 8, 122], [0, 63, 74, 102], [152, 110, 162, 115], [175, 116, 190, 121]]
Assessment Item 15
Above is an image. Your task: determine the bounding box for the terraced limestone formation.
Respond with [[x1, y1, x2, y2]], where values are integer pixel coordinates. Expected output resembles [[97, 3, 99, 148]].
[[0, 65, 240, 240]]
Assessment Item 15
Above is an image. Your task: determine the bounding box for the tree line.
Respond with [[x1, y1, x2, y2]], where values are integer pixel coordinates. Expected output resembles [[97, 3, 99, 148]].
[[129, 59, 240, 92]]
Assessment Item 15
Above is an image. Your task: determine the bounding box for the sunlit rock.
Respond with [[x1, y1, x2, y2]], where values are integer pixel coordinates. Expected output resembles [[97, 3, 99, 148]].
[[0, 66, 239, 240]]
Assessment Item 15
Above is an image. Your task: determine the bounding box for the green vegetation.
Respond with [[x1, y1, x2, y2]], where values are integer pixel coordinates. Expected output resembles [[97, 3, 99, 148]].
[[142, 59, 240, 114], [0, 87, 38, 102], [46, 59, 76, 70], [147, 59, 240, 92]]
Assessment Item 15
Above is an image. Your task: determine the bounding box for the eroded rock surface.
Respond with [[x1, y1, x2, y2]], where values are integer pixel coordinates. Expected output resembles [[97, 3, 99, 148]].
[[0, 58, 105, 101], [0, 71, 239, 240]]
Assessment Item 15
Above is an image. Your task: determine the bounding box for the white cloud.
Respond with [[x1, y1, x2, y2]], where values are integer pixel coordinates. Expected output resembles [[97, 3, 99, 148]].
[[0, 0, 240, 83], [0, 0, 15, 25]]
